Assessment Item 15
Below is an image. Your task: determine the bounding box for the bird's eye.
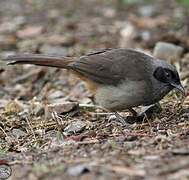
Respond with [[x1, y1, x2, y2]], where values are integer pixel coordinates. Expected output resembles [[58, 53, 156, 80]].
[[165, 72, 171, 78], [153, 67, 175, 83], [165, 71, 172, 79]]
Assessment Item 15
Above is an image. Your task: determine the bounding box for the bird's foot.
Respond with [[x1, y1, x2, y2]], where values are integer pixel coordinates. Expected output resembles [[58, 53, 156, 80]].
[[113, 104, 161, 126], [128, 108, 138, 117], [139, 103, 162, 118], [114, 112, 131, 126], [127, 103, 162, 124]]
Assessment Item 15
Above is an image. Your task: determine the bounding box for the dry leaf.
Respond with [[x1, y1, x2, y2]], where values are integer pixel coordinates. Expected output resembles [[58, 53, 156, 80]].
[[17, 25, 43, 39], [109, 165, 146, 176]]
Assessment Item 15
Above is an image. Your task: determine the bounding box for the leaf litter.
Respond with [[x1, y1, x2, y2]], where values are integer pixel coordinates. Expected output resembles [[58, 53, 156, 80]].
[[0, 0, 189, 179]]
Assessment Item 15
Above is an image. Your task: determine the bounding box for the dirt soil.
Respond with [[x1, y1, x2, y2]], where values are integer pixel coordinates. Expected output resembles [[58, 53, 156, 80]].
[[0, 0, 189, 179]]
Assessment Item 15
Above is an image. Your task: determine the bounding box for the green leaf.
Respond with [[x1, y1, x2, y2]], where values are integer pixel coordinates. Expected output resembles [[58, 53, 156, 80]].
[[0, 145, 9, 154], [178, 0, 189, 6], [122, 0, 144, 5], [135, 156, 143, 163], [56, 131, 62, 140]]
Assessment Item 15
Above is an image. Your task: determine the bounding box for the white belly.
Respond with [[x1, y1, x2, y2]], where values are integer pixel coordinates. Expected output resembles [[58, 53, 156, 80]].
[[95, 80, 149, 111]]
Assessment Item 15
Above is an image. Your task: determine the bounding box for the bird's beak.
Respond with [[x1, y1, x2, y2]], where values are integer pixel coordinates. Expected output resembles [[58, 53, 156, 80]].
[[170, 82, 185, 95]]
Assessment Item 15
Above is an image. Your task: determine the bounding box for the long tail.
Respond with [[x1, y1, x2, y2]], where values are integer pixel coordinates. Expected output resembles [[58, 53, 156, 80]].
[[1, 54, 76, 69]]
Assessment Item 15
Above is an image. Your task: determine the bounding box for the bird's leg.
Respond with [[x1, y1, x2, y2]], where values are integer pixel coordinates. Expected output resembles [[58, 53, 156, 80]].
[[128, 108, 138, 117], [114, 109, 138, 125], [114, 112, 129, 125]]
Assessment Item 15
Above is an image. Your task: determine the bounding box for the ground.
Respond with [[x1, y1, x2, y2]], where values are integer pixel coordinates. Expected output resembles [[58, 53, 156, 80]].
[[0, 0, 189, 179]]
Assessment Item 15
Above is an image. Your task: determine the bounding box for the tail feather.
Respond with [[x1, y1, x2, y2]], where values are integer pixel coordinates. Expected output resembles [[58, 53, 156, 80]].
[[1, 54, 76, 69]]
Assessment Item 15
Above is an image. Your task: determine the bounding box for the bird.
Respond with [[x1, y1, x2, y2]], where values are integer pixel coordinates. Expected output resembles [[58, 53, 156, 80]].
[[1, 48, 184, 124]]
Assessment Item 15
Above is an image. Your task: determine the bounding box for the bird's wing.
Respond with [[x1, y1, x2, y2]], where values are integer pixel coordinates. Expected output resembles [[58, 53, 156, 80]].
[[69, 49, 152, 85]]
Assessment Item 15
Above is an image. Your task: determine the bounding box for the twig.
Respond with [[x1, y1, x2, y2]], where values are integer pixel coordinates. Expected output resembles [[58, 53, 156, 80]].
[[122, 132, 154, 138], [9, 160, 32, 165], [154, 160, 189, 175], [51, 111, 67, 139], [116, 125, 154, 138], [26, 117, 36, 140], [75, 139, 99, 145], [79, 104, 108, 111], [90, 112, 115, 116], [0, 126, 8, 137]]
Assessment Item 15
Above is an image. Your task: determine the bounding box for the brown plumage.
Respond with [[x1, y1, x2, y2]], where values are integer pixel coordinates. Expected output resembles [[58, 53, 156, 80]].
[[1, 48, 184, 123]]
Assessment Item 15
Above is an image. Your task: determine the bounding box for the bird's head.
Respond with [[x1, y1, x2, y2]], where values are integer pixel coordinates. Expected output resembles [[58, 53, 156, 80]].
[[153, 66, 184, 94]]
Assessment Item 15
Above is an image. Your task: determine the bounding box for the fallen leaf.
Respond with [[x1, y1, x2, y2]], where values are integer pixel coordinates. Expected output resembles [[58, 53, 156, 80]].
[[183, 93, 189, 106], [109, 165, 146, 176], [45, 102, 78, 120], [17, 25, 43, 39], [66, 130, 96, 141], [129, 14, 169, 28]]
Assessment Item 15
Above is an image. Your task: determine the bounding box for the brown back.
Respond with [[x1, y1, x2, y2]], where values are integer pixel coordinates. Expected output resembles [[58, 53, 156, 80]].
[[69, 49, 154, 85]]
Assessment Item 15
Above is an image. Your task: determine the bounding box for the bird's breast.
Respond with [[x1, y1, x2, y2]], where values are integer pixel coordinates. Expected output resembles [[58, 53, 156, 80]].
[[95, 79, 151, 111]]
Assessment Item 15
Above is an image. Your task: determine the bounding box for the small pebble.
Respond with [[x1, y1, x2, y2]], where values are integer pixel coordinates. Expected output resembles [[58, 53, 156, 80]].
[[153, 41, 184, 63]]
